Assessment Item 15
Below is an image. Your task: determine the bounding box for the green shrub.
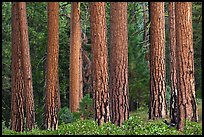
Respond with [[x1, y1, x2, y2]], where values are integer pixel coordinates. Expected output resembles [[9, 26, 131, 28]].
[[143, 120, 178, 135], [2, 115, 202, 135], [184, 120, 202, 135], [99, 122, 125, 135], [72, 112, 81, 122], [2, 120, 7, 131], [79, 94, 94, 119], [58, 107, 74, 124], [122, 114, 145, 135], [57, 119, 99, 135]]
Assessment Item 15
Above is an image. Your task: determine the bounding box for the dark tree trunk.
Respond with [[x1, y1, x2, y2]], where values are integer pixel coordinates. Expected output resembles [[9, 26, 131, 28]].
[[149, 2, 167, 120], [110, 2, 129, 127], [175, 2, 198, 131], [90, 2, 110, 126]]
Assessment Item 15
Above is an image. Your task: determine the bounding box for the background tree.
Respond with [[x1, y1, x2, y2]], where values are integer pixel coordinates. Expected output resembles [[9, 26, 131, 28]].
[[109, 2, 129, 127], [127, 2, 150, 111], [44, 2, 60, 130], [168, 2, 178, 125], [149, 2, 167, 119], [18, 2, 35, 130], [89, 2, 110, 126], [69, 2, 82, 112], [10, 2, 25, 132], [175, 2, 198, 131]]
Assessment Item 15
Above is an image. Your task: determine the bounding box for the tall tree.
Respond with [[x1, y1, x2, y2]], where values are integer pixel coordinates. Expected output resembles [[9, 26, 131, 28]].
[[149, 2, 167, 119], [110, 2, 129, 127], [10, 2, 25, 132], [89, 2, 110, 126], [175, 2, 198, 131], [18, 2, 35, 130], [168, 2, 178, 125], [69, 2, 82, 112], [44, 2, 60, 130]]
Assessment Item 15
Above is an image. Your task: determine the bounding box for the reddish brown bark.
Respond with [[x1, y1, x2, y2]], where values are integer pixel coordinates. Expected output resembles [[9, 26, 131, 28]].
[[44, 2, 60, 130], [110, 2, 129, 127], [168, 2, 178, 125], [90, 2, 110, 126], [69, 2, 82, 112], [149, 2, 167, 119], [10, 2, 25, 132], [175, 2, 198, 131], [18, 2, 35, 130]]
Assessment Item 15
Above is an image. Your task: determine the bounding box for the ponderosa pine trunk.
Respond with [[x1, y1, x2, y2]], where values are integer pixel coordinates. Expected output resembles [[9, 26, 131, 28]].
[[69, 2, 82, 112], [110, 2, 129, 127], [175, 2, 198, 131], [168, 2, 178, 125], [44, 2, 60, 130], [89, 2, 110, 126], [18, 2, 35, 130], [149, 2, 167, 119], [10, 2, 25, 132]]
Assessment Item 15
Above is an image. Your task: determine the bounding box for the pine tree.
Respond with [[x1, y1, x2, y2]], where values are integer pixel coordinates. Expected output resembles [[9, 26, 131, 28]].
[[44, 2, 60, 130], [175, 2, 198, 131], [149, 2, 167, 119], [10, 2, 24, 132], [109, 2, 129, 126], [18, 2, 35, 130], [69, 2, 82, 112], [90, 2, 110, 126], [168, 2, 178, 125]]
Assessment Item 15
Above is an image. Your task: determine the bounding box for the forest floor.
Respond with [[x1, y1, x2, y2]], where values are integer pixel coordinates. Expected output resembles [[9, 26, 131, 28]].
[[131, 98, 202, 123], [2, 98, 202, 135]]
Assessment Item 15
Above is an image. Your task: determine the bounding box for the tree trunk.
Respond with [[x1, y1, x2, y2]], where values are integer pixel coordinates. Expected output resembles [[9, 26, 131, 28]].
[[44, 2, 60, 130], [168, 2, 178, 125], [10, 2, 25, 132], [69, 2, 82, 112], [175, 2, 198, 131], [18, 2, 35, 130], [90, 2, 110, 126], [149, 2, 167, 119], [110, 2, 129, 127]]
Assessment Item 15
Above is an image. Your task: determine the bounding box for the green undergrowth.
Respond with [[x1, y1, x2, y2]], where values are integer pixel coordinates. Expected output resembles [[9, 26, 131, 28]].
[[2, 114, 202, 135]]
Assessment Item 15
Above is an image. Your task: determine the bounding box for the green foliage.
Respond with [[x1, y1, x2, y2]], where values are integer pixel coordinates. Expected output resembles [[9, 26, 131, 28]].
[[122, 114, 145, 135], [3, 116, 202, 135], [2, 121, 8, 131], [166, 85, 171, 109], [79, 94, 94, 119], [184, 120, 202, 135], [58, 107, 74, 124]]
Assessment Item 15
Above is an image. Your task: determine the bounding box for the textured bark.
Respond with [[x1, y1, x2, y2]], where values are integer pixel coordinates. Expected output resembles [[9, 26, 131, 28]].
[[110, 2, 129, 127], [69, 2, 82, 112], [149, 2, 167, 119], [18, 2, 35, 130], [90, 2, 110, 126], [44, 2, 60, 130], [10, 2, 25, 132], [175, 2, 198, 131], [168, 2, 178, 125]]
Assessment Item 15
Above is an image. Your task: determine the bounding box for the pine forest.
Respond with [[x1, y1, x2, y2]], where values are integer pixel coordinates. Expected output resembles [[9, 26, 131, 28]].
[[2, 2, 202, 135]]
